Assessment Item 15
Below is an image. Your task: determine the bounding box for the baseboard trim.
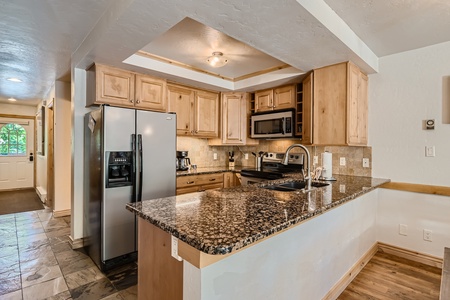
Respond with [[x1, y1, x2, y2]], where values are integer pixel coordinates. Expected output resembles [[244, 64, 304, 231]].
[[378, 242, 443, 269], [53, 209, 71, 218], [69, 236, 84, 250], [323, 242, 378, 300]]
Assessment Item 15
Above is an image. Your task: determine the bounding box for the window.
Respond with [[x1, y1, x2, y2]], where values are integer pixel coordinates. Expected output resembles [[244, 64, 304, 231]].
[[0, 123, 27, 156]]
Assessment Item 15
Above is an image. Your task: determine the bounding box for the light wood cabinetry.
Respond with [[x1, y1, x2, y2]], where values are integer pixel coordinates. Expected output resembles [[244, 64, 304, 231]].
[[168, 84, 219, 138], [208, 92, 258, 146], [254, 85, 296, 112], [176, 173, 224, 195], [86, 64, 167, 112], [302, 62, 368, 146], [223, 172, 241, 188]]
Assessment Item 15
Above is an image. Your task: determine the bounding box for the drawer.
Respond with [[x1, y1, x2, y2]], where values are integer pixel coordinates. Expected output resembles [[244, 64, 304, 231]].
[[177, 176, 198, 189], [195, 173, 223, 185], [176, 186, 200, 195], [200, 182, 223, 191]]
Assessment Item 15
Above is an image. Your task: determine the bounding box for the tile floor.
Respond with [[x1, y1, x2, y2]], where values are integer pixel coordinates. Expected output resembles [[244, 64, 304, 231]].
[[0, 208, 137, 300]]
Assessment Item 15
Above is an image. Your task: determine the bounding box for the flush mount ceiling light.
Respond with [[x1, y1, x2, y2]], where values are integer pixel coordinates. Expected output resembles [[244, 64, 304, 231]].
[[8, 98, 17, 102], [207, 52, 228, 68], [7, 78, 22, 82]]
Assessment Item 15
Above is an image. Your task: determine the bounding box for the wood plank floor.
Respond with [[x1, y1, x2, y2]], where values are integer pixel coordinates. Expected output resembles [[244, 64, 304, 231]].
[[337, 251, 442, 300]]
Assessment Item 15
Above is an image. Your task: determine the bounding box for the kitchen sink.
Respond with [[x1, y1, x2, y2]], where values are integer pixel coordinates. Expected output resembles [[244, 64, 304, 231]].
[[262, 181, 329, 192]]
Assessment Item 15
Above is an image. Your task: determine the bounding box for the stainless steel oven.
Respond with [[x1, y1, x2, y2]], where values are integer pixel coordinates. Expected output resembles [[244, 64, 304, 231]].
[[240, 152, 303, 185], [250, 109, 295, 139]]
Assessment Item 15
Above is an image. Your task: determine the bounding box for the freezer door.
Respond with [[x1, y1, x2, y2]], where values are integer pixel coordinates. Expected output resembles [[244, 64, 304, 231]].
[[136, 110, 176, 200], [103, 106, 135, 151]]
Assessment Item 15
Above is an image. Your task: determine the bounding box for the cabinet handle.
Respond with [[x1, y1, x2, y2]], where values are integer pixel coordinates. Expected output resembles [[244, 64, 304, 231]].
[[195, 130, 198, 133], [179, 95, 182, 100], [136, 99, 140, 104], [209, 178, 216, 181], [186, 181, 195, 184], [130, 99, 134, 103]]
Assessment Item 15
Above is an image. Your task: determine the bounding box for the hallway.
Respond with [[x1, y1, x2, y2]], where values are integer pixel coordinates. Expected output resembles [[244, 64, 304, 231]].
[[0, 208, 137, 299]]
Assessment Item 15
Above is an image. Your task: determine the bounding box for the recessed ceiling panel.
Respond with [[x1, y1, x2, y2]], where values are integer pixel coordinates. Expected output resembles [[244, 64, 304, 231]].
[[139, 18, 292, 79]]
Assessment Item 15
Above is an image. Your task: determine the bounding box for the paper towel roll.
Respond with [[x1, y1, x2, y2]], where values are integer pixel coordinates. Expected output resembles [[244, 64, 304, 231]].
[[321, 152, 333, 179]]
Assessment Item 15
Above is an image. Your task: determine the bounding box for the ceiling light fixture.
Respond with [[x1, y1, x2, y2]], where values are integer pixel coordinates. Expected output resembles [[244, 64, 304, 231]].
[[207, 52, 228, 68], [8, 98, 17, 102], [7, 78, 22, 82]]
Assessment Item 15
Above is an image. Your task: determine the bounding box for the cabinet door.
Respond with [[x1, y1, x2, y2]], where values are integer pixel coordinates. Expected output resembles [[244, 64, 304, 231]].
[[222, 93, 246, 144], [167, 85, 194, 136], [302, 73, 313, 145], [347, 64, 368, 145], [255, 89, 273, 112], [95, 65, 135, 107], [223, 172, 235, 188], [135, 74, 167, 111], [313, 63, 347, 145], [273, 85, 295, 110], [194, 90, 219, 137]]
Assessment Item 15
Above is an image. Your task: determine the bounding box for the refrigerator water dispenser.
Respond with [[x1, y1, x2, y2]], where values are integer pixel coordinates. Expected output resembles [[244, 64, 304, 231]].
[[106, 151, 133, 188]]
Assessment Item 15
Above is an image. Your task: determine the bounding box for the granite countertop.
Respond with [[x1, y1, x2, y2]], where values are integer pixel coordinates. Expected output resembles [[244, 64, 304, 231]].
[[127, 175, 389, 255], [176, 166, 244, 176]]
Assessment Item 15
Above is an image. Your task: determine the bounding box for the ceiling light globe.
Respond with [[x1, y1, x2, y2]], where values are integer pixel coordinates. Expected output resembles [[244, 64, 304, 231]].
[[207, 52, 228, 68]]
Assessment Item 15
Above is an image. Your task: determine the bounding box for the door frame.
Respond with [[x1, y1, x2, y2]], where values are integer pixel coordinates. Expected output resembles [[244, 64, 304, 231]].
[[0, 113, 36, 190]]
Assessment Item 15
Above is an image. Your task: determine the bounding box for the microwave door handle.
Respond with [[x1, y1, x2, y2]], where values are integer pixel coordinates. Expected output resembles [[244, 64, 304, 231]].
[[281, 117, 285, 135]]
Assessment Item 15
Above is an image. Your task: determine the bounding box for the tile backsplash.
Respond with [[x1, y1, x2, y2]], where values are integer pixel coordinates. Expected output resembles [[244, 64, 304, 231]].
[[177, 137, 372, 177]]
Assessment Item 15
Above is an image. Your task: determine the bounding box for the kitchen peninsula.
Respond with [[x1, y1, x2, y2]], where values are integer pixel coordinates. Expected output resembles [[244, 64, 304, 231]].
[[127, 174, 389, 300]]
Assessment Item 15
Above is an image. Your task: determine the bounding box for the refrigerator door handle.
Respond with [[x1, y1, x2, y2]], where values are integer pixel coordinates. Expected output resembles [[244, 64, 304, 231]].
[[131, 134, 137, 202], [137, 134, 143, 202]]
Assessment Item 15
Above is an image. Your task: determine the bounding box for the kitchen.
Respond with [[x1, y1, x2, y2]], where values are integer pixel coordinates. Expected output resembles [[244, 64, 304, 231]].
[[1, 0, 450, 299]]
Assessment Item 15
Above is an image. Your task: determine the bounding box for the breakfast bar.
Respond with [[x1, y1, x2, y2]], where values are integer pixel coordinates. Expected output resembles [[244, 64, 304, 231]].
[[127, 175, 389, 300]]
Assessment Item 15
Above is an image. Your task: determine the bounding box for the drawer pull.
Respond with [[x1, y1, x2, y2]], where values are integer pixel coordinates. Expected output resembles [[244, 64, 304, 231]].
[[209, 178, 216, 181], [186, 181, 195, 184]]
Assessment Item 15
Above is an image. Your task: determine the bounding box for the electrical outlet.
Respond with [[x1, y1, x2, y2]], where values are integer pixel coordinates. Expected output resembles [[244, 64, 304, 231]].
[[313, 156, 318, 164], [339, 184, 346, 193], [339, 157, 346, 166], [363, 158, 370, 168], [423, 229, 432, 242], [399, 224, 408, 236], [244, 153, 249, 160], [213, 152, 218, 160], [425, 146, 435, 157]]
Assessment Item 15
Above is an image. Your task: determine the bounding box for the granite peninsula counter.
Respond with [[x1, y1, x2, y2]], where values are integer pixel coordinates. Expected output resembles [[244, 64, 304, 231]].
[[127, 175, 389, 300], [127, 175, 389, 255]]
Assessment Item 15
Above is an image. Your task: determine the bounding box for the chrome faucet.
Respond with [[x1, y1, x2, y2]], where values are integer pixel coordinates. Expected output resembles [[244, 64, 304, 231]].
[[282, 144, 312, 192]]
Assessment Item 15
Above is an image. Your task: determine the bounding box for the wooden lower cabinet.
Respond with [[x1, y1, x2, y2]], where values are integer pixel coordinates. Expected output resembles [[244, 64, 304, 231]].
[[176, 173, 224, 195], [223, 172, 241, 188], [138, 219, 183, 300]]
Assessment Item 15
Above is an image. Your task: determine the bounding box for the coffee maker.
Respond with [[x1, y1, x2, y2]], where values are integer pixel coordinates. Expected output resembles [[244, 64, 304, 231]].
[[176, 151, 191, 171]]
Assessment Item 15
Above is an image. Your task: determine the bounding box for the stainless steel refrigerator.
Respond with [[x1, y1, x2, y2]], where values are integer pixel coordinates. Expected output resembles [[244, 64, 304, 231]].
[[84, 105, 176, 271]]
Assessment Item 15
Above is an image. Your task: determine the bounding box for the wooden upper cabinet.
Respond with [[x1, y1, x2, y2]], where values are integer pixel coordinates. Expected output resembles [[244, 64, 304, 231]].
[[135, 74, 167, 111], [167, 84, 194, 136], [255, 89, 273, 112], [302, 61, 368, 146], [273, 85, 296, 110], [88, 64, 135, 107], [168, 84, 219, 138], [208, 92, 259, 146], [86, 64, 167, 111], [254, 85, 295, 112], [194, 90, 219, 138], [347, 63, 368, 145]]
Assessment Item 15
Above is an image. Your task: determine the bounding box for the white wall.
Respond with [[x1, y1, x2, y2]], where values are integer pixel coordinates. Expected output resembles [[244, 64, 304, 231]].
[[369, 42, 450, 257], [54, 81, 72, 213], [369, 41, 450, 186], [377, 189, 450, 258]]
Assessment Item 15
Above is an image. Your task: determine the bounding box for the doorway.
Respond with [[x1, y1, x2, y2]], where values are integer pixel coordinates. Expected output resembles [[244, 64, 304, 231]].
[[0, 117, 35, 190]]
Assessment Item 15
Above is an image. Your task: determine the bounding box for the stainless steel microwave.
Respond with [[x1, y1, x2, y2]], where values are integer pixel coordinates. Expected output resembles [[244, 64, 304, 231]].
[[250, 109, 295, 138]]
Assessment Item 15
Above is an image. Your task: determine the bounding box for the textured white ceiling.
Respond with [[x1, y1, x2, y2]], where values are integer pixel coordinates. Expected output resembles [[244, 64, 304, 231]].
[[1, 0, 450, 106]]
